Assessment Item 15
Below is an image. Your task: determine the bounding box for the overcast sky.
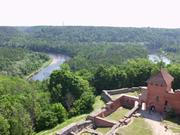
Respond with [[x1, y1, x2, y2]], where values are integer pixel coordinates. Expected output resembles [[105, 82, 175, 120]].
[[0, 0, 180, 28]]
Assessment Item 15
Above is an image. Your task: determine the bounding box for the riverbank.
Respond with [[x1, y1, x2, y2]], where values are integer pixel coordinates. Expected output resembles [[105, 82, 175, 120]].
[[148, 54, 171, 65], [25, 56, 53, 80], [30, 54, 70, 81]]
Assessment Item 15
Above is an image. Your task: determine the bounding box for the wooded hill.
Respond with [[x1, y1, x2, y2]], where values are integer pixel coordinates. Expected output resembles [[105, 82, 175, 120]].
[[1, 26, 180, 135], [1, 26, 180, 70]]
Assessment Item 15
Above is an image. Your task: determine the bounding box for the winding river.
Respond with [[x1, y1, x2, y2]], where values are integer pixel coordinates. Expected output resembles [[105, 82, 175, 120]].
[[32, 53, 170, 81], [31, 54, 70, 81]]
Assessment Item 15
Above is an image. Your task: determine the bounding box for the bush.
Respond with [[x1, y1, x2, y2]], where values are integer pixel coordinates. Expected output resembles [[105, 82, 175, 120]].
[[0, 115, 10, 135], [36, 111, 58, 131], [50, 103, 68, 123], [166, 108, 176, 118]]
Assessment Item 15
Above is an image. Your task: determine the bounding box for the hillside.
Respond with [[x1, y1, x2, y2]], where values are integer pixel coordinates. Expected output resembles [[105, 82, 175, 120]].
[[1, 26, 180, 135], [1, 26, 180, 70]]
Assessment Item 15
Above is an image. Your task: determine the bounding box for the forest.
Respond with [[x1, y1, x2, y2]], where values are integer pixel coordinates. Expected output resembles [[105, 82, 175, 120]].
[[0, 47, 49, 77], [1, 26, 180, 134]]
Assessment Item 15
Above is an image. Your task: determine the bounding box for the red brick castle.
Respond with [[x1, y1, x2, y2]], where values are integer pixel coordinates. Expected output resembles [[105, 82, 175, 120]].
[[143, 69, 180, 114]]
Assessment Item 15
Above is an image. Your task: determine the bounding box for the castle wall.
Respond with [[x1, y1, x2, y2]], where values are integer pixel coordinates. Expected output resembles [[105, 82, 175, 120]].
[[165, 91, 180, 114], [146, 83, 180, 114], [146, 83, 167, 112], [93, 117, 116, 127]]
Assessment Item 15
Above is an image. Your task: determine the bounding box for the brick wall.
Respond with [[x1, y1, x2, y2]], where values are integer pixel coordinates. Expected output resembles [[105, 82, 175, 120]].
[[56, 120, 92, 135]]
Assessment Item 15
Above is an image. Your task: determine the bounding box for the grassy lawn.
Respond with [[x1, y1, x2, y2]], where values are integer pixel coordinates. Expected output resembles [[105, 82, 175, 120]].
[[96, 127, 111, 134], [111, 90, 141, 100], [111, 94, 122, 100], [163, 117, 180, 133], [36, 115, 87, 135], [116, 117, 152, 135], [92, 96, 105, 111], [125, 90, 141, 97], [105, 107, 129, 121], [36, 96, 105, 135]]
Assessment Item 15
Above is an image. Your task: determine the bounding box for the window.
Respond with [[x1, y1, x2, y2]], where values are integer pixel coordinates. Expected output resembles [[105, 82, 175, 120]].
[[165, 100, 168, 105], [156, 96, 159, 102]]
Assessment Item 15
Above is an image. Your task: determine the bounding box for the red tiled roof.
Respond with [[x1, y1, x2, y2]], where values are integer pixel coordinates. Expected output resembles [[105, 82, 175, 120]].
[[147, 69, 174, 85]]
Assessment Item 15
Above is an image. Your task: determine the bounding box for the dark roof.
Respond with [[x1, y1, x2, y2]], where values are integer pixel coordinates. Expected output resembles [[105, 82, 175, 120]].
[[147, 69, 174, 85]]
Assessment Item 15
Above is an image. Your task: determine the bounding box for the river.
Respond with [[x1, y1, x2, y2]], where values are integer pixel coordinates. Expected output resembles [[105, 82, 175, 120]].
[[31, 54, 70, 81], [148, 54, 170, 65], [32, 53, 170, 81]]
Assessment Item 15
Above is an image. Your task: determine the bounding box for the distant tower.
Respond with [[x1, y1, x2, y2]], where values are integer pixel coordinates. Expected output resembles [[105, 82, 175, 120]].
[[146, 69, 174, 112]]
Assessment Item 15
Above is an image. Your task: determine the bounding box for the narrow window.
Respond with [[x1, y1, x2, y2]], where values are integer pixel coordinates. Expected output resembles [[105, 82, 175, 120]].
[[165, 100, 168, 105], [156, 96, 159, 102]]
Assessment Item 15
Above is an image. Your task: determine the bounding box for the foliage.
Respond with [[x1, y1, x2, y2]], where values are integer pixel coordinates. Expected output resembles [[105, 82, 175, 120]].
[[0, 76, 62, 135], [0, 47, 49, 77], [93, 59, 158, 93], [35, 96, 104, 135], [50, 103, 68, 123], [166, 108, 176, 118], [36, 111, 58, 131], [0, 115, 10, 135], [167, 64, 180, 89], [49, 65, 95, 116]]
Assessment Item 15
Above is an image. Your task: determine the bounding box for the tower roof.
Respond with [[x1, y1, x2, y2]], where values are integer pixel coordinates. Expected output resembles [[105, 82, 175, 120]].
[[147, 69, 174, 85]]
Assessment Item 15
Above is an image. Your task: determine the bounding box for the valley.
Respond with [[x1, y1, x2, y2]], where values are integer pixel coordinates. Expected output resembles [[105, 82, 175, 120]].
[[1, 26, 180, 135]]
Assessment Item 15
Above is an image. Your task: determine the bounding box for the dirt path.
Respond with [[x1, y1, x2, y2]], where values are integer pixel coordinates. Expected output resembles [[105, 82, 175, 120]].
[[140, 111, 179, 135]]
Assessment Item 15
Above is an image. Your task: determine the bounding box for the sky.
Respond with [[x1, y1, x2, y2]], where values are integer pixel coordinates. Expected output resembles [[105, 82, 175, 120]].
[[0, 0, 180, 28]]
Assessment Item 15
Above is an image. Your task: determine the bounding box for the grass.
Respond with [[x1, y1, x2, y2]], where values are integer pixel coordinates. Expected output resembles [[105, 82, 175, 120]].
[[111, 94, 122, 100], [111, 89, 141, 100], [116, 117, 152, 135], [36, 115, 87, 135], [96, 127, 111, 134], [163, 117, 180, 133], [105, 107, 129, 121], [92, 96, 105, 111], [126, 90, 141, 97], [36, 96, 105, 135]]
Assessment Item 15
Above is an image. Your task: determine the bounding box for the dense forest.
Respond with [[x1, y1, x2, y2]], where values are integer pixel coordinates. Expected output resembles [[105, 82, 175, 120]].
[[0, 47, 49, 77], [1, 26, 180, 134], [1, 26, 180, 69]]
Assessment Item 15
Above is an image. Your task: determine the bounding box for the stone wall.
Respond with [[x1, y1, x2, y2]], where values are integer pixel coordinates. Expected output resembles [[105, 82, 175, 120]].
[[105, 87, 142, 95], [58, 86, 143, 135], [56, 120, 92, 135], [120, 95, 139, 108], [88, 116, 116, 127], [101, 90, 112, 102]]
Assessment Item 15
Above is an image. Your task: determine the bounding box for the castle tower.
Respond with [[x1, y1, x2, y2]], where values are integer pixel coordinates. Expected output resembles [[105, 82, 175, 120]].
[[146, 69, 174, 113]]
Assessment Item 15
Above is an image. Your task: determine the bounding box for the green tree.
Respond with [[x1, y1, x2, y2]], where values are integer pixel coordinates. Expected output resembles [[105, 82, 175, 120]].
[[49, 66, 95, 116], [36, 111, 58, 131], [50, 103, 68, 123], [0, 115, 10, 135]]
